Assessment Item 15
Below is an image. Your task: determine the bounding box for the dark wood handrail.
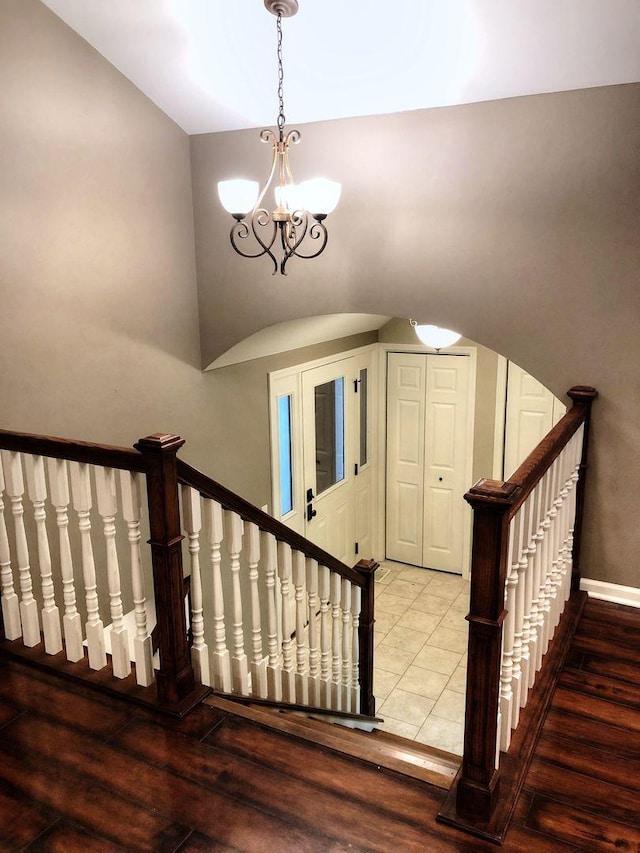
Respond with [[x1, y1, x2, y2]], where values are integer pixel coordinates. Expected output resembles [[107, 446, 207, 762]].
[[0, 428, 145, 472], [177, 459, 370, 589], [451, 385, 597, 829]]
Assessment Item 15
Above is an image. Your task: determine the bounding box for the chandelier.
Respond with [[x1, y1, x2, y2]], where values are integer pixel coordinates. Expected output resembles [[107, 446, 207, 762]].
[[217, 0, 341, 276], [410, 320, 462, 350]]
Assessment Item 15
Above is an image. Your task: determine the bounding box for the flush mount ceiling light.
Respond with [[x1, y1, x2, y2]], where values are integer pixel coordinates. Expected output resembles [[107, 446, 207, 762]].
[[217, 0, 341, 276], [410, 319, 462, 350]]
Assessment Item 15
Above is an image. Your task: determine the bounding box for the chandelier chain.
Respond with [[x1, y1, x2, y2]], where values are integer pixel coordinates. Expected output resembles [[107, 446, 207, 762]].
[[276, 13, 285, 135]]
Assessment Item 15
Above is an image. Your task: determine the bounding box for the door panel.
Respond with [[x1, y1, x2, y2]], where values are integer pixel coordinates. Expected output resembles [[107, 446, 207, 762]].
[[385, 353, 427, 566], [503, 363, 566, 478], [302, 359, 356, 566], [386, 352, 472, 574]]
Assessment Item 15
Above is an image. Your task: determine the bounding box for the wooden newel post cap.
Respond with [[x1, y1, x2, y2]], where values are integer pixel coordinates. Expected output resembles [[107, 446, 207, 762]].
[[567, 386, 598, 405], [134, 434, 185, 455]]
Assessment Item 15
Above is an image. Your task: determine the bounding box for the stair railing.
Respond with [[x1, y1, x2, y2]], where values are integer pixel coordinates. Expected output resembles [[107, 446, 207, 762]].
[[439, 386, 597, 837], [0, 429, 376, 717], [176, 458, 377, 716]]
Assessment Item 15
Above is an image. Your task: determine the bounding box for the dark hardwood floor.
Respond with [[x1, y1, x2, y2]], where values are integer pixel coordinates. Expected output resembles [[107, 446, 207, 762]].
[[0, 596, 638, 852]]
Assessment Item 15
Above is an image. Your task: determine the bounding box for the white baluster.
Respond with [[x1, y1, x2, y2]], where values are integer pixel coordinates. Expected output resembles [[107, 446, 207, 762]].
[[522, 484, 539, 699], [182, 486, 210, 687], [25, 455, 62, 654], [292, 550, 309, 705], [341, 577, 352, 713], [528, 481, 545, 688], [119, 470, 154, 686], [1, 451, 40, 647], [261, 531, 281, 701], [246, 523, 267, 698], [306, 558, 321, 707], [318, 565, 331, 709], [540, 467, 555, 655], [95, 466, 130, 679], [277, 541, 295, 702], [537, 471, 552, 668], [205, 499, 231, 692], [330, 571, 342, 712], [224, 509, 249, 695], [0, 457, 20, 640], [351, 583, 361, 714], [69, 462, 106, 671], [47, 457, 83, 661]]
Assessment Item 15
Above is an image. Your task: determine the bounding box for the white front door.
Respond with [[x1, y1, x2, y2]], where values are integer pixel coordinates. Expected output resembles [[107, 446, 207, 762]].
[[386, 352, 473, 575], [302, 359, 357, 566]]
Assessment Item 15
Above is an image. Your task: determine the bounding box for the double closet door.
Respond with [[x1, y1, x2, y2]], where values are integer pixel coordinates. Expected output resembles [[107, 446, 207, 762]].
[[386, 352, 473, 575]]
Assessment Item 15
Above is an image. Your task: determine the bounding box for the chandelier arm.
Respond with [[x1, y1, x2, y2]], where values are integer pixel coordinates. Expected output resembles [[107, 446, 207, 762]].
[[229, 216, 278, 275], [287, 219, 329, 261]]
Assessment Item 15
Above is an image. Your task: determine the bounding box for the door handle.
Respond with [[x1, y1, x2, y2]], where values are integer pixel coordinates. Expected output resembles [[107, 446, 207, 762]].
[[306, 503, 317, 522], [306, 487, 315, 502]]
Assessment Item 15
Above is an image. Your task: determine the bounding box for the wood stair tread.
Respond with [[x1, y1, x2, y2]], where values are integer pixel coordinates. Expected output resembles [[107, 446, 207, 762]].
[[205, 694, 459, 789]]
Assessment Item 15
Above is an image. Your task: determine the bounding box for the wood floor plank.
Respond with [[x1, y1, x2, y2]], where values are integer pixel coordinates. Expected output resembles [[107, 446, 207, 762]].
[[175, 832, 242, 853], [0, 781, 57, 851], [25, 821, 125, 852], [571, 632, 640, 667], [205, 714, 448, 824], [559, 667, 640, 709], [543, 706, 640, 760], [0, 713, 350, 853], [535, 732, 640, 793], [524, 793, 640, 851], [525, 755, 640, 828], [114, 717, 460, 853], [0, 741, 189, 852], [571, 653, 640, 688], [0, 661, 130, 737], [552, 685, 640, 734], [581, 599, 640, 630]]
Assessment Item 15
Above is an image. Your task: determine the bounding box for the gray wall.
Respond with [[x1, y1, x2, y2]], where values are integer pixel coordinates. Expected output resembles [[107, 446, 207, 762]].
[[192, 84, 640, 588]]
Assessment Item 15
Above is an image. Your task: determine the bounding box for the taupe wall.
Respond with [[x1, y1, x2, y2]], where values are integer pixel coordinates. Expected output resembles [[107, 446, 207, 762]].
[[0, 0, 373, 514], [192, 84, 640, 587]]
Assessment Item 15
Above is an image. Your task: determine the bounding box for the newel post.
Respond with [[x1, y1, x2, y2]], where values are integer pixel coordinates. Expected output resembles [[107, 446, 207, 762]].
[[456, 479, 519, 822], [135, 434, 196, 707], [566, 386, 598, 592], [356, 558, 378, 717]]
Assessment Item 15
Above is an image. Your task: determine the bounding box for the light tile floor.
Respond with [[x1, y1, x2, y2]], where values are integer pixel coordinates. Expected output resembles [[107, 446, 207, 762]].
[[373, 561, 469, 755]]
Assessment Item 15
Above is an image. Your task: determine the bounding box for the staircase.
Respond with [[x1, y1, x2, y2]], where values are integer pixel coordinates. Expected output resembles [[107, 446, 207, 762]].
[[0, 383, 598, 840]]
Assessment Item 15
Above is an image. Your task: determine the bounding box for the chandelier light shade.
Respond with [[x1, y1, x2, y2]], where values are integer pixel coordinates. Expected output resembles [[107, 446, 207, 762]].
[[217, 0, 341, 275], [410, 320, 462, 350]]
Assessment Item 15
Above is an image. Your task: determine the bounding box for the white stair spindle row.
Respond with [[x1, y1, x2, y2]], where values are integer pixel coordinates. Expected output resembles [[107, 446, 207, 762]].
[[25, 455, 63, 654], [224, 509, 249, 695], [182, 486, 210, 687], [121, 470, 154, 687], [246, 523, 267, 699], [69, 462, 106, 671], [319, 565, 331, 709], [261, 531, 281, 701], [95, 467, 130, 679], [350, 583, 361, 715], [2, 451, 40, 647], [0, 456, 21, 640], [341, 577, 352, 713], [206, 498, 231, 692], [277, 540, 295, 702], [47, 457, 84, 662], [306, 558, 321, 708], [330, 572, 342, 712], [292, 550, 309, 705]]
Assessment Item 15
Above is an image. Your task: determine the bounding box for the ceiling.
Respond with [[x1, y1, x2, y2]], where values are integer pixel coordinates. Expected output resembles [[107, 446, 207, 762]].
[[42, 0, 640, 136]]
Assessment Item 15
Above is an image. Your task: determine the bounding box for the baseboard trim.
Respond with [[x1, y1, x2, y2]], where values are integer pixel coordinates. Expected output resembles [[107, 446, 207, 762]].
[[580, 578, 640, 608]]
